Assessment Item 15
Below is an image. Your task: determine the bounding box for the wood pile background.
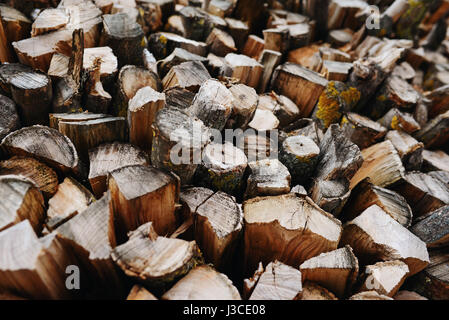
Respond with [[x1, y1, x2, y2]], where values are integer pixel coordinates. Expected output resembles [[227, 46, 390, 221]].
[[0, 0, 448, 300]]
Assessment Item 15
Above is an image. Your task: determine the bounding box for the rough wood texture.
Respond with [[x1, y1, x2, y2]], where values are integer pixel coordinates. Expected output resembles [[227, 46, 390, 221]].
[[0, 94, 20, 141], [0, 4, 31, 62], [340, 112, 387, 149], [220, 53, 264, 89], [386, 130, 424, 171], [126, 285, 158, 300], [162, 60, 211, 92], [158, 47, 207, 77], [301, 281, 338, 300], [258, 93, 300, 128], [31, 8, 68, 36], [258, 50, 282, 93], [242, 34, 265, 60], [225, 84, 258, 129], [49, 112, 108, 129], [414, 110, 449, 149], [84, 57, 111, 114], [148, 32, 208, 60], [206, 28, 236, 57], [378, 108, 421, 134], [411, 205, 449, 248], [422, 150, 449, 172]]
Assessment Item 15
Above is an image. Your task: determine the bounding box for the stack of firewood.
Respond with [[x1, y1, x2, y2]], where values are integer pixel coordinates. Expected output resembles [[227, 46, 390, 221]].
[[0, 0, 449, 300]]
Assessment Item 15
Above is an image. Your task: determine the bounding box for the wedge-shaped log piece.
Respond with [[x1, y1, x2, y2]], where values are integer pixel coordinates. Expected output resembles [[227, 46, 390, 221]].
[[148, 32, 208, 60], [263, 27, 290, 54], [271, 63, 328, 118], [31, 8, 68, 36], [394, 290, 427, 300], [128, 86, 165, 153], [425, 84, 449, 119], [225, 17, 249, 51], [242, 34, 265, 60], [127, 285, 157, 300], [349, 291, 393, 300], [242, 261, 263, 299], [0, 95, 20, 140], [392, 172, 449, 218], [411, 205, 449, 248], [221, 53, 264, 89], [429, 171, 449, 188], [162, 60, 211, 92], [0, 175, 45, 233], [226, 84, 258, 129], [245, 159, 291, 199], [243, 193, 342, 276], [112, 222, 201, 289], [0, 220, 76, 299], [1, 125, 84, 178], [258, 93, 300, 128], [46, 177, 95, 231], [350, 140, 405, 189], [0, 4, 31, 60], [206, 28, 236, 57], [159, 47, 207, 77], [248, 108, 279, 132], [258, 50, 282, 94], [109, 165, 180, 241], [49, 112, 108, 129], [84, 57, 111, 114], [340, 112, 387, 149], [414, 110, 449, 149], [299, 245, 358, 298], [358, 260, 409, 297], [340, 204, 430, 276], [54, 192, 125, 297], [342, 178, 412, 227], [301, 281, 338, 300], [162, 265, 241, 300], [321, 60, 353, 82], [422, 150, 449, 172], [0, 156, 58, 199], [249, 261, 303, 300], [88, 142, 148, 198], [378, 108, 421, 134], [58, 117, 127, 163], [284, 118, 323, 145], [386, 130, 423, 171]]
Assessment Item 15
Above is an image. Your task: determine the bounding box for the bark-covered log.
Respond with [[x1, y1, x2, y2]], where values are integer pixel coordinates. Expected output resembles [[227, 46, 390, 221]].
[[162, 60, 211, 92], [225, 84, 258, 129], [49, 112, 107, 129], [411, 205, 449, 248], [164, 86, 196, 110], [148, 32, 208, 60], [263, 27, 290, 54], [0, 95, 20, 141], [225, 17, 249, 51], [340, 112, 387, 149], [378, 108, 421, 134], [414, 110, 449, 149], [386, 130, 424, 171], [179, 6, 214, 41]]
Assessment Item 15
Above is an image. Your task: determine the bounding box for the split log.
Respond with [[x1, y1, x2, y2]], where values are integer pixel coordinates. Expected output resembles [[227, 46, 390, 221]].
[[422, 150, 449, 173], [395, 0, 433, 40], [206, 53, 225, 77], [248, 261, 303, 300], [340, 204, 430, 276], [148, 32, 208, 60], [165, 15, 186, 36], [225, 17, 249, 51], [138, 0, 175, 34], [327, 0, 367, 30], [248, 108, 279, 132], [342, 178, 412, 227], [378, 108, 421, 134], [340, 112, 387, 149], [279, 134, 319, 185], [143, 48, 158, 75], [113, 65, 161, 117], [263, 27, 290, 54], [259, 93, 300, 128], [349, 291, 393, 300], [46, 177, 95, 230], [0, 125, 85, 178], [84, 57, 112, 114], [95, 0, 114, 14], [328, 29, 353, 47], [301, 281, 338, 300], [108, 164, 180, 241], [100, 13, 145, 67], [226, 84, 258, 129], [221, 53, 264, 89], [414, 110, 449, 149], [162, 60, 211, 92], [187, 79, 233, 130], [126, 285, 157, 300], [58, 117, 127, 163], [299, 245, 358, 298], [425, 84, 449, 119], [88, 142, 149, 198], [164, 86, 195, 110], [394, 290, 427, 300], [31, 8, 69, 36], [358, 260, 409, 297], [321, 60, 353, 82], [0, 95, 20, 141], [271, 63, 328, 118], [411, 205, 449, 248], [194, 143, 247, 195], [284, 118, 323, 145], [429, 171, 449, 189], [0, 4, 31, 62], [158, 47, 208, 77], [179, 6, 214, 41], [49, 112, 108, 129], [285, 23, 312, 50], [392, 172, 449, 219], [111, 222, 201, 289], [242, 35, 265, 60], [350, 140, 405, 189], [206, 28, 236, 57], [258, 50, 282, 93], [245, 158, 291, 199], [243, 193, 342, 276], [128, 86, 165, 153], [392, 61, 416, 81], [0, 63, 52, 126], [0, 156, 58, 200], [0, 175, 45, 233], [287, 44, 323, 72], [386, 130, 424, 171], [162, 265, 241, 300], [242, 261, 263, 299], [319, 47, 351, 62], [243, 131, 278, 162], [151, 107, 210, 184]]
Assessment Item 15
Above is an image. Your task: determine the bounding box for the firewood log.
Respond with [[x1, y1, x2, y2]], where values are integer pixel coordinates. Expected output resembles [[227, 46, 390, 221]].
[[242, 261, 263, 299], [49, 112, 108, 129], [349, 291, 393, 300], [179, 6, 214, 41], [84, 57, 112, 114], [1, 125, 85, 178], [111, 222, 202, 289], [248, 261, 303, 300], [0, 220, 76, 299], [319, 47, 351, 62], [0, 175, 45, 233], [164, 86, 195, 110], [422, 150, 449, 172], [271, 62, 328, 118], [301, 281, 338, 300], [328, 29, 353, 47], [299, 245, 358, 298], [287, 44, 323, 72], [258, 92, 300, 128], [414, 110, 449, 149], [126, 285, 157, 300], [205, 52, 225, 77], [128, 86, 165, 153], [392, 171, 449, 219], [0, 156, 58, 200], [225, 84, 258, 129], [429, 171, 449, 188], [113, 65, 161, 117], [321, 60, 353, 82], [194, 142, 247, 196], [187, 79, 233, 130], [151, 107, 210, 184], [243, 131, 277, 162], [58, 117, 127, 163], [206, 28, 236, 57], [263, 27, 290, 54], [386, 130, 424, 171], [395, 0, 433, 40], [100, 13, 145, 67], [161, 265, 241, 300], [159, 47, 208, 77], [340, 112, 387, 149], [53, 192, 125, 297], [206, 0, 235, 17], [350, 140, 405, 189], [31, 8, 69, 36], [108, 164, 180, 241], [258, 50, 282, 93], [138, 0, 175, 34], [148, 32, 208, 60], [411, 205, 449, 248], [46, 176, 95, 230], [392, 61, 416, 81], [221, 53, 264, 89], [243, 193, 342, 276], [358, 260, 409, 297], [225, 17, 249, 51], [0, 94, 20, 141], [248, 108, 279, 132], [162, 60, 211, 92], [245, 158, 291, 199], [165, 15, 186, 36], [242, 34, 265, 60], [0, 63, 52, 126], [425, 84, 449, 119], [0, 4, 31, 62], [88, 142, 149, 198], [95, 0, 114, 13], [342, 178, 412, 227], [394, 290, 427, 300], [340, 204, 430, 276], [378, 108, 421, 134], [327, 0, 367, 30], [284, 118, 323, 145]]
